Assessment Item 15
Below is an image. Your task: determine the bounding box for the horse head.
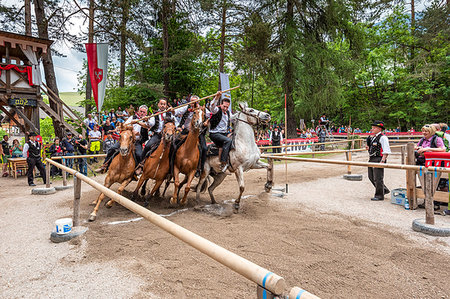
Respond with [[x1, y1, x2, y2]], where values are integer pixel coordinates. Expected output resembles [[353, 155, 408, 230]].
[[191, 106, 205, 130], [238, 102, 271, 126], [162, 118, 176, 143], [118, 125, 135, 156]]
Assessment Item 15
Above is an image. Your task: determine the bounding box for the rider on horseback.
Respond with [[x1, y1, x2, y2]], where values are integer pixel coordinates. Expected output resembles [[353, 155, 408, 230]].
[[209, 91, 232, 172], [136, 98, 175, 171], [95, 105, 148, 173], [173, 95, 208, 176]]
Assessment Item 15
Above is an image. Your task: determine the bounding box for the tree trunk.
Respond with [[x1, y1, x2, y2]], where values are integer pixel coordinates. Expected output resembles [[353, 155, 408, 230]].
[[24, 0, 32, 36], [161, 0, 170, 97], [86, 0, 94, 115], [119, 1, 129, 88], [410, 0, 415, 72], [33, 0, 64, 138], [283, 0, 296, 138]]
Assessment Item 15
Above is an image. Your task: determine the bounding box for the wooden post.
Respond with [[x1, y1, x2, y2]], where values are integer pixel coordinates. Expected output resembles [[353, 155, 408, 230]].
[[62, 158, 67, 187], [73, 176, 81, 227], [401, 145, 406, 165], [424, 171, 435, 225], [46, 160, 50, 188], [347, 140, 354, 174], [311, 144, 315, 158], [266, 158, 274, 193], [406, 143, 417, 209]]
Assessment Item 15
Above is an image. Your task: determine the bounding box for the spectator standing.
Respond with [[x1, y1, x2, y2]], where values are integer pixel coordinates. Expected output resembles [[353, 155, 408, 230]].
[[83, 114, 97, 134], [102, 118, 116, 139], [122, 108, 129, 119], [11, 139, 23, 158], [61, 132, 75, 169], [116, 107, 124, 120], [22, 132, 47, 186], [366, 121, 391, 201], [89, 124, 102, 163], [75, 134, 88, 175], [1, 135, 10, 177], [48, 137, 63, 177], [270, 126, 283, 154], [108, 108, 117, 120]]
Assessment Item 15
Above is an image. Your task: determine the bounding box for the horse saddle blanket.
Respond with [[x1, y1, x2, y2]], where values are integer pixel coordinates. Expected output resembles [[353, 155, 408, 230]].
[[206, 144, 220, 157]]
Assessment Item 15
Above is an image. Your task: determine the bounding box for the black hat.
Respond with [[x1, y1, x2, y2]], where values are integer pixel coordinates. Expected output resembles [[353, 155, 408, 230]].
[[29, 132, 37, 137], [371, 120, 385, 129], [66, 131, 73, 136]]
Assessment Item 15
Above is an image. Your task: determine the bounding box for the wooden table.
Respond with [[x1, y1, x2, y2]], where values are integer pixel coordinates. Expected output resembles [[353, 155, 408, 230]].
[[8, 157, 28, 179]]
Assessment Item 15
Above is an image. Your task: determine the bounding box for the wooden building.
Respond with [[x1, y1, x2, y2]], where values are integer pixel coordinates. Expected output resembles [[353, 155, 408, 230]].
[[0, 31, 81, 137]]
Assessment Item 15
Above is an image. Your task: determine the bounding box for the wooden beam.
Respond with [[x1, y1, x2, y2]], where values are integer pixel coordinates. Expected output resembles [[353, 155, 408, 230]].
[[9, 106, 38, 133], [0, 106, 26, 132]]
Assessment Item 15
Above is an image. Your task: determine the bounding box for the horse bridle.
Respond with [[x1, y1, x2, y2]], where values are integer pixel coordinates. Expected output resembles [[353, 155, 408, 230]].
[[236, 109, 266, 127]]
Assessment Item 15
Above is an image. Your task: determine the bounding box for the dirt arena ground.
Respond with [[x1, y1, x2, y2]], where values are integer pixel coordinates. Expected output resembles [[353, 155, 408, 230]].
[[1, 152, 450, 298]]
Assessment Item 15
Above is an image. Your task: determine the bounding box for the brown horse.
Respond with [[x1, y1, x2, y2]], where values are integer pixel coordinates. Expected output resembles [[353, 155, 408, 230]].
[[89, 124, 136, 221], [170, 106, 205, 206], [132, 121, 176, 205]]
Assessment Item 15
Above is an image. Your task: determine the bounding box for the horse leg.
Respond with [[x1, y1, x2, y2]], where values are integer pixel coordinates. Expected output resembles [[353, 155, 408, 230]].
[[140, 179, 149, 197], [106, 177, 133, 208], [170, 167, 180, 206], [177, 175, 188, 199], [146, 179, 165, 207], [89, 180, 112, 221], [180, 171, 196, 206], [132, 175, 147, 200], [162, 174, 172, 197], [233, 167, 245, 211], [208, 172, 227, 204], [196, 164, 210, 202]]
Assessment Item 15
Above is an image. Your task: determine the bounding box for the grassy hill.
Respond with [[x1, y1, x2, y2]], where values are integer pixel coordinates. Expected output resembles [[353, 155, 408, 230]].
[[42, 92, 84, 107]]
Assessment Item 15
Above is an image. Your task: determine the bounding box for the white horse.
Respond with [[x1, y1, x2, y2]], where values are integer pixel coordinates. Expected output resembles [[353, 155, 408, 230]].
[[196, 102, 272, 210]]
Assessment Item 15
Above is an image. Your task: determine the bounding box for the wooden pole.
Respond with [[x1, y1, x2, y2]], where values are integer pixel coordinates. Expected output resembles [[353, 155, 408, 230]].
[[347, 140, 354, 175], [266, 158, 274, 193], [284, 94, 288, 193], [406, 143, 417, 209], [45, 158, 289, 296], [260, 154, 450, 173], [46, 160, 51, 188], [401, 145, 406, 165], [424, 171, 435, 225], [62, 158, 67, 187], [129, 85, 240, 125], [259, 139, 350, 150], [73, 176, 81, 227], [289, 287, 320, 299]]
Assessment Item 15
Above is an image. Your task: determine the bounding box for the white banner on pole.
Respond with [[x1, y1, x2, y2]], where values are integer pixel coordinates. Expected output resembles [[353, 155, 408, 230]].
[[220, 72, 232, 112]]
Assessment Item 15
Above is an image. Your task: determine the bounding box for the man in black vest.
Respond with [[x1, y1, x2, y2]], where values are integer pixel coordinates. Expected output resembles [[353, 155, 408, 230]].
[[209, 92, 232, 172], [270, 126, 283, 154], [366, 120, 391, 201], [23, 132, 47, 186], [141, 98, 174, 161]]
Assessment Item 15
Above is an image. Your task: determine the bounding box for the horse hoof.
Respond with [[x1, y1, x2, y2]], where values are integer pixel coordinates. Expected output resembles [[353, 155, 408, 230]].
[[105, 200, 114, 208], [90, 200, 97, 206], [143, 200, 149, 207], [88, 214, 96, 222], [170, 197, 176, 205], [233, 203, 240, 213]]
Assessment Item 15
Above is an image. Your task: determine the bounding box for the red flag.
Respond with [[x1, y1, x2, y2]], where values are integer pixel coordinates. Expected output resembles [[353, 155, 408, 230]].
[[85, 43, 108, 112]]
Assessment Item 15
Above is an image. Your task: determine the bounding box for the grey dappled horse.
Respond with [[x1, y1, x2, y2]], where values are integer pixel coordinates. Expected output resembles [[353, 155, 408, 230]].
[[196, 102, 271, 210]]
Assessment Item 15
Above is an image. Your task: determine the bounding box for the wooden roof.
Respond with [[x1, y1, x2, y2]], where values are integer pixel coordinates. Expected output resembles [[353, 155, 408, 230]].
[[0, 31, 53, 54]]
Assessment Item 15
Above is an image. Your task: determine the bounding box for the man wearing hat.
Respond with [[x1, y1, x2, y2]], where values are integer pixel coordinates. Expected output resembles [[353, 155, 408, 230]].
[[366, 120, 391, 201], [22, 132, 47, 186]]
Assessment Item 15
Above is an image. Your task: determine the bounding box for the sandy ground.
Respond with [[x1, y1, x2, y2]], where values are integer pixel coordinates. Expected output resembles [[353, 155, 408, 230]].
[[1, 152, 449, 298]]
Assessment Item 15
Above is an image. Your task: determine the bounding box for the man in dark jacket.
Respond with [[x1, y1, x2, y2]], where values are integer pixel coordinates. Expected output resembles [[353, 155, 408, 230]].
[[23, 132, 47, 186]]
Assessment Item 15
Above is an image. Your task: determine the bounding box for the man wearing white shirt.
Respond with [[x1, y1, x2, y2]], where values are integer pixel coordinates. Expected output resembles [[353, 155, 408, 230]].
[[209, 91, 231, 172], [366, 120, 391, 201], [141, 99, 174, 161], [96, 105, 148, 173]]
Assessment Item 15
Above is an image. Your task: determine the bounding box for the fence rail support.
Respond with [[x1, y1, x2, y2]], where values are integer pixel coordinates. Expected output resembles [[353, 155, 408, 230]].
[[73, 176, 81, 227], [406, 143, 417, 209], [46, 161, 51, 188]]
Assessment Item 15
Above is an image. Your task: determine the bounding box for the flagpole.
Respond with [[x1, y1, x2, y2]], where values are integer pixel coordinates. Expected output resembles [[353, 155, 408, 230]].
[[284, 93, 288, 194], [129, 85, 240, 125]]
